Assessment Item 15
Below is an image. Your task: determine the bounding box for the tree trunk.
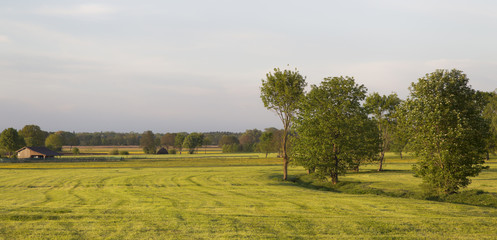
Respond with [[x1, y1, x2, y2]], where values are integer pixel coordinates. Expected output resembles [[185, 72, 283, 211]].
[[282, 128, 289, 180], [331, 172, 338, 184], [307, 167, 315, 174], [282, 162, 288, 179], [265, 151, 268, 158], [399, 151, 403, 159], [378, 151, 385, 171]]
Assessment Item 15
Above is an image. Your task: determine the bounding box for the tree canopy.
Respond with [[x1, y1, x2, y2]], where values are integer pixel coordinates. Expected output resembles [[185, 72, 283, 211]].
[[182, 133, 204, 154], [400, 69, 489, 194], [291, 76, 380, 184], [45, 133, 63, 151], [140, 131, 157, 154], [483, 90, 497, 158], [18, 125, 48, 147], [174, 133, 187, 154], [0, 128, 25, 156], [364, 93, 401, 171], [161, 133, 177, 150], [261, 68, 307, 180]]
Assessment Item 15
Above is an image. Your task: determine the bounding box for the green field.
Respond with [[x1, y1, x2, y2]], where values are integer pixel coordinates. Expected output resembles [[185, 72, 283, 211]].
[[1, 154, 497, 239]]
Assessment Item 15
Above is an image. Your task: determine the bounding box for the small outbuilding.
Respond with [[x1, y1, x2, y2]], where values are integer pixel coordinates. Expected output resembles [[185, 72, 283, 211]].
[[16, 146, 61, 159], [156, 147, 169, 154]]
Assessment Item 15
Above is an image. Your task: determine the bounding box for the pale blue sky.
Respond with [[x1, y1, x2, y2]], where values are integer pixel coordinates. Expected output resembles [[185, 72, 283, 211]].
[[1, 0, 496, 132]]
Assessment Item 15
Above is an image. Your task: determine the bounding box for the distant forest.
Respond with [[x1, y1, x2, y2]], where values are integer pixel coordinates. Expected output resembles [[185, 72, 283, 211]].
[[75, 131, 238, 146]]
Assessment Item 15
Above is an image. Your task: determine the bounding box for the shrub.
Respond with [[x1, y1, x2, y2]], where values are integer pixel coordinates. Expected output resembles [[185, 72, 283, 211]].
[[72, 147, 80, 155], [119, 150, 129, 155], [169, 149, 177, 154], [109, 149, 119, 155]]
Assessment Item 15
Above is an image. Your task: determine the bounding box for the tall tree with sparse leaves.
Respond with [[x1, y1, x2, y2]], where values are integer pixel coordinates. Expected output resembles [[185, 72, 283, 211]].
[[364, 93, 401, 171], [400, 69, 489, 194], [261, 68, 307, 180]]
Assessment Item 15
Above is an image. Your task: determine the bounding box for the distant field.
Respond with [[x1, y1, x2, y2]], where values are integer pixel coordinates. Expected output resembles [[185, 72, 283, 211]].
[[0, 153, 497, 239], [62, 145, 223, 155]]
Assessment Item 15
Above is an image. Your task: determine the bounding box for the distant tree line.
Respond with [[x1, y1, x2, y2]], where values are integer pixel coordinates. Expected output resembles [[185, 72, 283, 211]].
[[0, 126, 284, 157]]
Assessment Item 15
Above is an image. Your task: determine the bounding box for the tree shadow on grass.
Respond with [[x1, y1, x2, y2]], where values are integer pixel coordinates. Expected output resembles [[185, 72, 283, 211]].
[[268, 173, 497, 209]]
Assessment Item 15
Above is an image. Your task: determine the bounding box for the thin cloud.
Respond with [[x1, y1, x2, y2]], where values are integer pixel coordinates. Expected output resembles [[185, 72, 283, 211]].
[[36, 4, 116, 17]]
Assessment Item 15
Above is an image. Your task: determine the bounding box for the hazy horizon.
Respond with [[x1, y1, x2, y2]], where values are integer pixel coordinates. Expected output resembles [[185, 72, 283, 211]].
[[2, 1, 496, 133]]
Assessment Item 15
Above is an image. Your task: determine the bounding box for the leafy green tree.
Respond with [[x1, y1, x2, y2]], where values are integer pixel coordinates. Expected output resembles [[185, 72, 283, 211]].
[[261, 68, 307, 180], [365, 93, 401, 171], [56, 131, 79, 149], [291, 76, 380, 184], [202, 136, 212, 154], [239, 129, 262, 152], [140, 130, 157, 154], [483, 90, 497, 159], [389, 102, 411, 159], [218, 135, 239, 147], [258, 131, 273, 158], [0, 128, 26, 156], [174, 133, 187, 154], [183, 133, 204, 154], [264, 128, 284, 157], [45, 133, 63, 151], [161, 133, 177, 150], [18, 125, 48, 147], [401, 69, 489, 194]]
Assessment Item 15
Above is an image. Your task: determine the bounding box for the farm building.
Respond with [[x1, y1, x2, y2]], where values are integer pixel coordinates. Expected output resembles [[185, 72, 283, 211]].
[[156, 147, 169, 154], [16, 146, 61, 159]]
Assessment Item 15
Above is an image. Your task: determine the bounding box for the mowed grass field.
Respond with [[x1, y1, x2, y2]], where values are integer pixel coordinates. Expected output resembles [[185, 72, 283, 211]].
[[1, 154, 497, 239]]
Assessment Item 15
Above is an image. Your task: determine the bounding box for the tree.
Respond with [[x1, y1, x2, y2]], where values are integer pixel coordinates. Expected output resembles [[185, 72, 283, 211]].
[[389, 103, 411, 159], [364, 93, 401, 171], [401, 69, 489, 194], [174, 133, 187, 154], [161, 133, 177, 150], [0, 128, 25, 156], [261, 68, 307, 180], [258, 131, 273, 158], [182, 133, 204, 154], [202, 136, 212, 154], [218, 135, 239, 147], [264, 128, 284, 157], [45, 133, 63, 151], [18, 125, 48, 147], [239, 129, 262, 152], [291, 76, 380, 184], [56, 131, 79, 149], [140, 130, 157, 154], [483, 90, 497, 159]]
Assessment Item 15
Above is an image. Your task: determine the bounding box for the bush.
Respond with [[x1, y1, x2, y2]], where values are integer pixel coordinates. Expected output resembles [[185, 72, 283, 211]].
[[109, 149, 119, 155], [119, 150, 129, 155], [169, 149, 177, 154], [72, 147, 80, 155]]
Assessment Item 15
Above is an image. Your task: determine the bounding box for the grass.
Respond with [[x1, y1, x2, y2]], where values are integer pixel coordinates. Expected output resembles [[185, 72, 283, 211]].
[[0, 153, 497, 239]]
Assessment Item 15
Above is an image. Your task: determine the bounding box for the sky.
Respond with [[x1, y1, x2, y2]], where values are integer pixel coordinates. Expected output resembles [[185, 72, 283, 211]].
[[1, 0, 496, 133]]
